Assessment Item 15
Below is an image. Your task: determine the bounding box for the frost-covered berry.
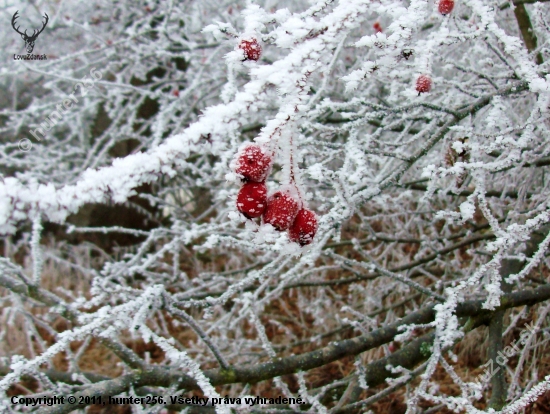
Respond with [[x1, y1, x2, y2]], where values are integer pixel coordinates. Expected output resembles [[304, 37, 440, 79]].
[[235, 144, 272, 182], [237, 182, 267, 219], [373, 22, 382, 33], [238, 38, 262, 61], [416, 75, 432, 94], [289, 209, 318, 246], [438, 0, 454, 15], [263, 191, 300, 231]]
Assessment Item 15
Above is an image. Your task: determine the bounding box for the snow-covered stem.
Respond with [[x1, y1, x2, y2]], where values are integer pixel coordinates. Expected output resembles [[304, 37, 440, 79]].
[[167, 301, 230, 370], [30, 216, 43, 284]]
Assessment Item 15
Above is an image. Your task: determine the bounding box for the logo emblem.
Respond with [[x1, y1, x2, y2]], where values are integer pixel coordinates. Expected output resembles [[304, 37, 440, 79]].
[[11, 11, 49, 54]]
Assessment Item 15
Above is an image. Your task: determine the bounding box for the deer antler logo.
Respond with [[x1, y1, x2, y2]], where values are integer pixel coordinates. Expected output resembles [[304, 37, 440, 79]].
[[11, 11, 49, 54]]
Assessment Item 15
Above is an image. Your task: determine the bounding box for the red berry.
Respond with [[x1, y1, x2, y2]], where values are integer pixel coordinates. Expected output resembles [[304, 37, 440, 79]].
[[237, 182, 267, 219], [289, 209, 318, 246], [373, 22, 383, 33], [235, 144, 272, 182], [172, 89, 179, 97], [263, 191, 300, 231], [416, 75, 432, 94], [438, 0, 454, 15], [238, 38, 262, 61]]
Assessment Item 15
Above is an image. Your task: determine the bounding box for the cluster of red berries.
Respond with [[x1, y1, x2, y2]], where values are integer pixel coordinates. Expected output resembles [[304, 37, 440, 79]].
[[234, 144, 318, 246], [373, 22, 383, 33]]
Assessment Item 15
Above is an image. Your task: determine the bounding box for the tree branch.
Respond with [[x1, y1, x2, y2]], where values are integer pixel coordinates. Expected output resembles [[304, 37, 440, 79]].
[[512, 2, 544, 65], [25, 283, 550, 414]]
